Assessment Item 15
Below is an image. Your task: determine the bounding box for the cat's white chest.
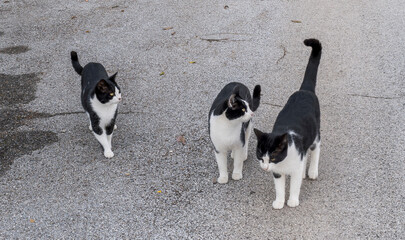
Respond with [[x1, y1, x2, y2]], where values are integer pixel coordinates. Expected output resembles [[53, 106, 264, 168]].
[[209, 112, 243, 151], [270, 141, 303, 175], [90, 97, 117, 127]]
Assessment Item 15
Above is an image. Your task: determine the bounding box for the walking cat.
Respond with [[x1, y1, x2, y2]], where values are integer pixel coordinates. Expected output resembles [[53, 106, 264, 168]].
[[254, 39, 322, 209], [70, 51, 122, 158], [209, 82, 261, 183]]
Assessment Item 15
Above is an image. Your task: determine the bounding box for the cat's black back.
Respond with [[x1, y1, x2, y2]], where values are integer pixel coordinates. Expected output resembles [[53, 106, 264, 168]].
[[70, 51, 119, 112], [80, 63, 109, 110], [272, 39, 322, 153], [209, 82, 260, 117]]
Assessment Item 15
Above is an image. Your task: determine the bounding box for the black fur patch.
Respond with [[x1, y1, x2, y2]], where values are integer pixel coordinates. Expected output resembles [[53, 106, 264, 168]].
[[71, 52, 120, 137], [273, 172, 281, 178], [209, 82, 260, 118], [208, 82, 261, 146], [254, 39, 322, 165], [240, 120, 250, 147], [89, 111, 102, 135]]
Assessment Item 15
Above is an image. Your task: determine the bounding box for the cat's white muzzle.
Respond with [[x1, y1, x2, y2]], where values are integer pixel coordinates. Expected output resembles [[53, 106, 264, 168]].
[[260, 162, 270, 171], [260, 157, 271, 172], [242, 111, 254, 122]]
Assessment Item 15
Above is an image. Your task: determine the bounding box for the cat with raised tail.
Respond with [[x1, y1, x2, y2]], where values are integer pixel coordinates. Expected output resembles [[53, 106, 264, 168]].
[[254, 39, 322, 209], [209, 82, 261, 184], [70, 51, 122, 158]]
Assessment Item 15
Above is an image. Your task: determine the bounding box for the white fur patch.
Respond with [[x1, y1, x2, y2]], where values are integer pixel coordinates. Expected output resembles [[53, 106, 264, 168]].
[[90, 89, 120, 128], [266, 141, 303, 175], [88, 86, 121, 158], [210, 102, 254, 183], [258, 134, 307, 209], [209, 102, 253, 152]]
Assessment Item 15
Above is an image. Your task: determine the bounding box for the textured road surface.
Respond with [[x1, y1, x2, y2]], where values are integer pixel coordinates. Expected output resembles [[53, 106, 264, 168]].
[[1, 0, 404, 239]]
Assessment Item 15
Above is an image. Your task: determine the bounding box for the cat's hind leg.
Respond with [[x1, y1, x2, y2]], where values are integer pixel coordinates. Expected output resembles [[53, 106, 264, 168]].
[[231, 148, 245, 181], [86, 112, 92, 131], [302, 156, 307, 179], [242, 121, 253, 162], [215, 151, 228, 184], [308, 140, 321, 179]]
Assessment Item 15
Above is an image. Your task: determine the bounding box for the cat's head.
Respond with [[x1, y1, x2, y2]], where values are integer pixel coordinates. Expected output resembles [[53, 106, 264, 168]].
[[225, 86, 254, 122], [254, 128, 289, 171], [95, 73, 122, 104]]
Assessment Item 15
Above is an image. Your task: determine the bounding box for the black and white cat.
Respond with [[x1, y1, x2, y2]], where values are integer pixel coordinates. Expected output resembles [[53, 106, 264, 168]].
[[253, 39, 322, 209], [209, 82, 261, 184], [70, 51, 122, 158]]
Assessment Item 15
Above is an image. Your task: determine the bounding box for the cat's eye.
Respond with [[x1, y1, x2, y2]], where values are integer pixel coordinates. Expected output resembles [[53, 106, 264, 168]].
[[110, 93, 115, 96], [270, 158, 276, 162], [242, 108, 246, 112]]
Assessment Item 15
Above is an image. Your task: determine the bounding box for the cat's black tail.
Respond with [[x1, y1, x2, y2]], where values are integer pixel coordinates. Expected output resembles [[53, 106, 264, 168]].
[[70, 51, 83, 75], [251, 85, 261, 111], [300, 39, 322, 93]]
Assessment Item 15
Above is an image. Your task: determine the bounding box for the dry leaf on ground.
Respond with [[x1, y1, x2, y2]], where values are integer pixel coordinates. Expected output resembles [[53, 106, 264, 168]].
[[177, 135, 186, 145]]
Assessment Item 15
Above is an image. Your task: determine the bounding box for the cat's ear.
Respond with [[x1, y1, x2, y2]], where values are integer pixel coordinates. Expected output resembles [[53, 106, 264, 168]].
[[228, 94, 238, 109], [254, 128, 264, 139], [109, 72, 118, 83], [96, 79, 110, 93], [275, 133, 289, 152]]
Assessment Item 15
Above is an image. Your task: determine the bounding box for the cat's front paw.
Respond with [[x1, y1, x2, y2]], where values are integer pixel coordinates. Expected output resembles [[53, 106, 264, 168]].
[[217, 176, 229, 184], [232, 172, 243, 181], [272, 200, 284, 209], [287, 199, 299, 208], [104, 150, 114, 158], [308, 169, 318, 180]]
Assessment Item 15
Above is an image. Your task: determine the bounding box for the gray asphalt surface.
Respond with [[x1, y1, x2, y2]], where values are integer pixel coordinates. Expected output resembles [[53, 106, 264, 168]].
[[1, 0, 404, 239]]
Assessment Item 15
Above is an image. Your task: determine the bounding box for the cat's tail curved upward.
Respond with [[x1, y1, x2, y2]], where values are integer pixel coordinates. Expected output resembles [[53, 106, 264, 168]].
[[70, 51, 83, 76], [300, 39, 322, 93], [251, 85, 261, 111]]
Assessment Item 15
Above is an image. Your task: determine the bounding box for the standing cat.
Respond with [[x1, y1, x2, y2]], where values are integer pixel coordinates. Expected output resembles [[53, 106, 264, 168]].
[[70, 51, 122, 158], [254, 39, 322, 209], [209, 82, 261, 184]]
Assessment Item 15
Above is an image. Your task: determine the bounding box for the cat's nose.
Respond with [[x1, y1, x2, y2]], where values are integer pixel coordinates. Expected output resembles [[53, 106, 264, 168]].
[[251, 112, 254, 117]]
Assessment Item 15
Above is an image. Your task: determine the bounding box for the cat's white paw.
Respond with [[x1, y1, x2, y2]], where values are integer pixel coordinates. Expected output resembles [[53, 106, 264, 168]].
[[287, 199, 299, 208], [104, 150, 114, 158], [308, 170, 318, 180], [114, 124, 117, 130], [272, 200, 284, 209], [232, 172, 243, 181], [217, 176, 229, 184]]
